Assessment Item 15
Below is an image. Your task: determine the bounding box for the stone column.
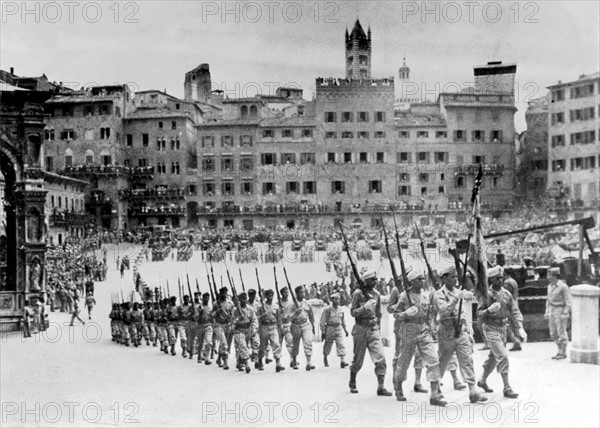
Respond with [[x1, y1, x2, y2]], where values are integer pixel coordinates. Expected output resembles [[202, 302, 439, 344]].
[[570, 284, 599, 365], [380, 295, 392, 347]]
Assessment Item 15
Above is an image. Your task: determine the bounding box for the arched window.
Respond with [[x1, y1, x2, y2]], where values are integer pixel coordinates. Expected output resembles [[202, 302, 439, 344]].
[[85, 149, 94, 165], [241, 105, 248, 118], [249, 105, 258, 117], [64, 148, 74, 167]]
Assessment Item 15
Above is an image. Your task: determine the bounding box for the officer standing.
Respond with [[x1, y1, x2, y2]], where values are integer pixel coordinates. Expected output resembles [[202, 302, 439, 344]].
[[348, 270, 392, 397], [320, 292, 349, 368], [477, 266, 527, 398], [545, 267, 571, 360], [432, 266, 487, 404], [392, 270, 445, 406]]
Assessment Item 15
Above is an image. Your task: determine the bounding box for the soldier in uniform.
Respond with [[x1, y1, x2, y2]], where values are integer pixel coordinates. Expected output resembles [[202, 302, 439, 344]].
[[247, 288, 261, 362], [256, 289, 285, 372], [349, 270, 392, 397], [109, 303, 120, 342], [392, 270, 445, 406], [232, 292, 258, 373], [432, 266, 487, 403], [187, 292, 202, 359], [120, 301, 132, 346], [320, 292, 349, 368], [180, 294, 195, 359], [387, 275, 428, 393], [289, 285, 316, 371], [195, 293, 214, 364], [477, 266, 526, 398], [166, 296, 184, 356], [130, 302, 144, 347], [279, 287, 295, 358], [212, 290, 234, 370], [156, 299, 170, 354], [545, 267, 571, 360], [142, 301, 157, 346]]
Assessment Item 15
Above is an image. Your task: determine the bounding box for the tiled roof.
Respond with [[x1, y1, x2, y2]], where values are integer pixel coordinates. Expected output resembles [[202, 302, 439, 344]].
[[46, 94, 117, 104]]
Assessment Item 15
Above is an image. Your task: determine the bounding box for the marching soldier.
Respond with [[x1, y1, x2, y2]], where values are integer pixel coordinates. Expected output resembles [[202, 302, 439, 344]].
[[432, 266, 487, 403], [392, 270, 446, 406], [349, 270, 392, 397], [545, 267, 571, 360], [130, 302, 144, 347], [109, 303, 120, 343], [142, 301, 157, 346], [387, 276, 428, 393], [212, 290, 234, 370], [247, 289, 261, 362], [120, 301, 132, 346], [166, 296, 183, 356], [320, 292, 349, 368], [279, 287, 295, 358], [256, 289, 285, 372], [156, 299, 170, 354], [182, 294, 197, 359], [289, 285, 316, 371], [195, 293, 214, 364], [477, 266, 526, 398], [232, 292, 258, 373]]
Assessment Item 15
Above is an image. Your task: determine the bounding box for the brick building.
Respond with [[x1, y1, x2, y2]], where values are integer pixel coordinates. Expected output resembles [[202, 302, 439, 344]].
[[547, 72, 600, 205], [519, 95, 549, 199], [44, 85, 135, 230]]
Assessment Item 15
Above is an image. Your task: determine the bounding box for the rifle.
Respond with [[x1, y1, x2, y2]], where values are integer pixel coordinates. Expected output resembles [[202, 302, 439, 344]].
[[255, 267, 266, 312], [167, 280, 171, 299], [239, 268, 246, 293], [392, 212, 412, 306], [273, 265, 282, 305], [208, 258, 219, 300], [281, 263, 300, 308], [338, 222, 368, 296], [187, 274, 194, 308], [120, 290, 125, 304], [414, 223, 439, 289], [225, 267, 242, 314], [382, 225, 402, 291], [178, 277, 183, 303]]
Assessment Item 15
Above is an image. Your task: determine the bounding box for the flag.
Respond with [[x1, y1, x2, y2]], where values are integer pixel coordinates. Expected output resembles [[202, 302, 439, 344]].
[[471, 165, 489, 300]]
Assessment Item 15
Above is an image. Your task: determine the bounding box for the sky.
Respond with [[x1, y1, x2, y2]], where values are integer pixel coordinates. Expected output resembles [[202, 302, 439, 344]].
[[1, 0, 599, 131]]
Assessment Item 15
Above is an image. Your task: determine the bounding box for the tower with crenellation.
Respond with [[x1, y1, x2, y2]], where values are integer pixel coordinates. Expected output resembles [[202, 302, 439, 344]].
[[345, 19, 371, 79]]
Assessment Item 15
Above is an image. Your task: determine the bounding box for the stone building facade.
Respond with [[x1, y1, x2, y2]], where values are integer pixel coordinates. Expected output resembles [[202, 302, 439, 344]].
[[547, 72, 600, 205], [519, 95, 549, 200]]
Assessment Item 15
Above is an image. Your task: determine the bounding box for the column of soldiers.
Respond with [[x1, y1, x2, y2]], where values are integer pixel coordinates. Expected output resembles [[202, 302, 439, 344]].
[[108, 262, 526, 408]]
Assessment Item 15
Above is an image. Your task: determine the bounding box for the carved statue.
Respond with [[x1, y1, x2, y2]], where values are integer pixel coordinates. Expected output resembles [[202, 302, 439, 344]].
[[30, 259, 42, 291]]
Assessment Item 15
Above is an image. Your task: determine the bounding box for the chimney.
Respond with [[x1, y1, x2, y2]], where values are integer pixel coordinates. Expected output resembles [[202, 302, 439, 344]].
[[10, 67, 14, 75]]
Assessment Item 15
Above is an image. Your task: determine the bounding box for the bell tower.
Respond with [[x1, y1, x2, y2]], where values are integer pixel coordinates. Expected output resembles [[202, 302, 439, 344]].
[[345, 19, 371, 79]]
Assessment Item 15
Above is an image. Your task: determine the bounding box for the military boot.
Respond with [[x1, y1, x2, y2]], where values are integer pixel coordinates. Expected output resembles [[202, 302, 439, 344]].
[[306, 356, 315, 371], [275, 358, 285, 373], [170, 344, 176, 356], [181, 341, 188, 358], [395, 383, 406, 401], [324, 356, 329, 367], [349, 371, 358, 393], [429, 382, 448, 407], [377, 375, 392, 396], [502, 373, 519, 398]]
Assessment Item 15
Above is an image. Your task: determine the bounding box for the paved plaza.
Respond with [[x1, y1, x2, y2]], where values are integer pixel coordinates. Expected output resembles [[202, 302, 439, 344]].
[[2, 245, 599, 427]]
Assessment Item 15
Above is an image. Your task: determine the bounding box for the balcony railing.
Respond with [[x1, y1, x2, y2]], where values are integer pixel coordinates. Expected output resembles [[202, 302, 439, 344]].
[[61, 165, 128, 177], [129, 206, 187, 216], [49, 212, 90, 226], [118, 188, 187, 200], [454, 163, 504, 175], [129, 166, 154, 179]]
